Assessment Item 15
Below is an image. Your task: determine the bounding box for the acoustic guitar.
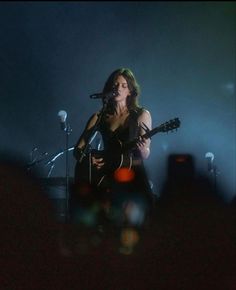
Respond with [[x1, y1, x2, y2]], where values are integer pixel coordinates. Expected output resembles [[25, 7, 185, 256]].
[[74, 118, 181, 187]]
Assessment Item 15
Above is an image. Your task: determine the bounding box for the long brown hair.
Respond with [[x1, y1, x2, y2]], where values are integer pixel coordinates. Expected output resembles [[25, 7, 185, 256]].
[[102, 68, 141, 112]]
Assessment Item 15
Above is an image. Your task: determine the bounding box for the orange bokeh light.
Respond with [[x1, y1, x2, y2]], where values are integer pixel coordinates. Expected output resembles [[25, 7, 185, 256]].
[[114, 167, 135, 183], [120, 228, 139, 247], [175, 156, 187, 163]]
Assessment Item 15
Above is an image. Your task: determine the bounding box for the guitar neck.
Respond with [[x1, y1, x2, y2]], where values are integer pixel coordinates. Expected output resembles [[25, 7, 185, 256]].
[[123, 127, 161, 151], [142, 127, 162, 139], [123, 118, 180, 152]]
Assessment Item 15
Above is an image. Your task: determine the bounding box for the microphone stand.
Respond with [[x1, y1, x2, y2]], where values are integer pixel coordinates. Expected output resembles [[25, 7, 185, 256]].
[[60, 123, 73, 223], [212, 164, 220, 194], [45, 147, 74, 177], [207, 159, 220, 195]]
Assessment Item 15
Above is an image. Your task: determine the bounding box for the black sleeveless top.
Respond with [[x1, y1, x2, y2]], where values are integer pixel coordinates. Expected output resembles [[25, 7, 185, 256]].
[[98, 107, 153, 204], [99, 107, 144, 158]]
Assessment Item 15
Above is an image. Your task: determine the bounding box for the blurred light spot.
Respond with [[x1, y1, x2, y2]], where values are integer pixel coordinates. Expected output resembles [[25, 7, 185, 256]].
[[74, 206, 98, 226], [123, 201, 145, 226], [114, 167, 135, 183], [119, 228, 139, 255], [149, 179, 154, 190]]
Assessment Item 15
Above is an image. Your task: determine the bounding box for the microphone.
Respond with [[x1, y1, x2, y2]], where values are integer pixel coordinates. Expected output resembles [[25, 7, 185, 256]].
[[90, 88, 118, 99], [57, 110, 67, 131], [205, 152, 214, 172]]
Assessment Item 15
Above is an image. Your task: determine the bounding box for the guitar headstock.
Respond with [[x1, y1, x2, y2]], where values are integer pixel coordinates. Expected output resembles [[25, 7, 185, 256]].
[[160, 118, 181, 133]]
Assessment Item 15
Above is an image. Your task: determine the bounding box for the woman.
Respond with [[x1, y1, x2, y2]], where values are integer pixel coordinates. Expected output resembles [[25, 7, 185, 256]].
[[73, 68, 153, 226]]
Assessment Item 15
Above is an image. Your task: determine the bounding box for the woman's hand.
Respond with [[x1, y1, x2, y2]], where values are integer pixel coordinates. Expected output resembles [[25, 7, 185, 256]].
[[136, 136, 150, 159], [92, 156, 105, 170]]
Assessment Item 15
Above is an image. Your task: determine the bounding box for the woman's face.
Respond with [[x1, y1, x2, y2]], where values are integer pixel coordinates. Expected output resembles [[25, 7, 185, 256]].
[[113, 75, 131, 103]]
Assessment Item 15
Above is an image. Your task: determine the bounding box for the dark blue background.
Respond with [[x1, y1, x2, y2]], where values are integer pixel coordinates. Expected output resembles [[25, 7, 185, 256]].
[[0, 2, 235, 200]]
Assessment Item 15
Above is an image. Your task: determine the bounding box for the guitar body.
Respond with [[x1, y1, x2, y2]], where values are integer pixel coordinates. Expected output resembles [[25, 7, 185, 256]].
[[74, 142, 133, 189]]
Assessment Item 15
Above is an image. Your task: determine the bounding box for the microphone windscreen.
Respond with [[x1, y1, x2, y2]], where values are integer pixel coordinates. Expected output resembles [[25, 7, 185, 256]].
[[205, 152, 214, 161], [58, 110, 67, 122]]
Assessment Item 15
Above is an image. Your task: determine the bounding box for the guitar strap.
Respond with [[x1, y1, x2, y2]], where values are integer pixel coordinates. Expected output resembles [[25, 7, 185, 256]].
[[128, 107, 144, 159]]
